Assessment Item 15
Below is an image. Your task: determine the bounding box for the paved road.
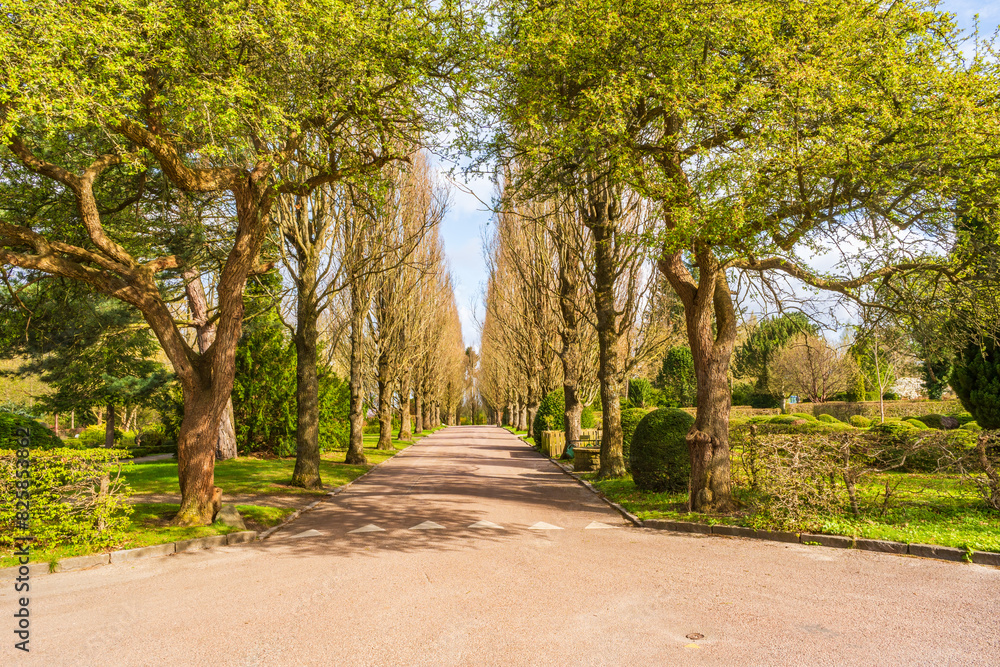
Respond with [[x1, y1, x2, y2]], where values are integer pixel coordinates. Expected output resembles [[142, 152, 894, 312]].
[[5, 426, 999, 665]]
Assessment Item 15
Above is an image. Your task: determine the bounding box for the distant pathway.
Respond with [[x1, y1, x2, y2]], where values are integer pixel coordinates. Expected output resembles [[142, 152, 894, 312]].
[[6, 426, 999, 665]]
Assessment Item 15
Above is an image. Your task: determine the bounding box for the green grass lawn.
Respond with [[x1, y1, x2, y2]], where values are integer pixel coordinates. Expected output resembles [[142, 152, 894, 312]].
[[586, 472, 1000, 553], [126, 439, 413, 496], [0, 503, 294, 568]]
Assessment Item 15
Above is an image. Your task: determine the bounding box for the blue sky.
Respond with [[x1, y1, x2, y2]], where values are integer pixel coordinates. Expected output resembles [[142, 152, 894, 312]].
[[437, 1, 999, 348]]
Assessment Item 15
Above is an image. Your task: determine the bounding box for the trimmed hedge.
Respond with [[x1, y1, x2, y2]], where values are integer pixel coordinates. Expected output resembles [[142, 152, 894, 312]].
[[0, 411, 63, 449], [849, 415, 872, 428], [629, 408, 694, 493], [816, 414, 841, 424], [532, 388, 595, 439], [620, 408, 650, 467]]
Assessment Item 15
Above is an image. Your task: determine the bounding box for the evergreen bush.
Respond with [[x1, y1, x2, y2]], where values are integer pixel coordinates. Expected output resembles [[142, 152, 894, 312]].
[[620, 407, 650, 466], [0, 411, 63, 449], [629, 408, 694, 493], [950, 337, 1000, 429]]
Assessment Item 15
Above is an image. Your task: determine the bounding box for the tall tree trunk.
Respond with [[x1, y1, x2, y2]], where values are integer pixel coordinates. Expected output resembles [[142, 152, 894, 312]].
[[346, 282, 367, 465], [105, 403, 116, 448], [526, 395, 539, 438], [376, 351, 394, 450], [585, 190, 626, 478], [216, 400, 237, 460], [291, 310, 322, 487], [182, 268, 239, 462], [398, 371, 412, 440], [658, 248, 736, 512], [414, 377, 424, 433]]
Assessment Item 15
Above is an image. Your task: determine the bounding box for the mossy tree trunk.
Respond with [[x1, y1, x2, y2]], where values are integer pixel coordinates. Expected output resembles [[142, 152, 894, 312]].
[[658, 247, 736, 512]]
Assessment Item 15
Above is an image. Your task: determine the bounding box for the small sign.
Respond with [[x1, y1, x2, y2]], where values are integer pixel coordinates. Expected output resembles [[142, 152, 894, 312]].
[[788, 395, 799, 404]]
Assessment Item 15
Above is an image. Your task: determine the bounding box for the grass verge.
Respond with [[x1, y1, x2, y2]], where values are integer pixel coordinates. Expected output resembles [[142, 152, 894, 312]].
[[126, 438, 413, 496], [0, 503, 294, 568], [585, 472, 1000, 554]]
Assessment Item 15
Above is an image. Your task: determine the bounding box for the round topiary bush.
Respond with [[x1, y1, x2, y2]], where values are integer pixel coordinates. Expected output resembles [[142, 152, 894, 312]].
[[0, 411, 63, 449], [962, 421, 983, 432], [816, 414, 841, 424], [849, 415, 872, 428], [768, 415, 800, 425], [904, 418, 930, 430], [791, 412, 817, 421], [629, 408, 694, 493], [620, 407, 650, 466], [916, 413, 946, 430]]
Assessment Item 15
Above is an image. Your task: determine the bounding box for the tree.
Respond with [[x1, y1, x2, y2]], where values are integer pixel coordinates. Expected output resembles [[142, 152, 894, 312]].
[[951, 337, 1000, 430], [769, 333, 855, 404], [481, 0, 1000, 511], [654, 347, 696, 408], [7, 283, 171, 446], [0, 1, 469, 523], [734, 314, 817, 395]]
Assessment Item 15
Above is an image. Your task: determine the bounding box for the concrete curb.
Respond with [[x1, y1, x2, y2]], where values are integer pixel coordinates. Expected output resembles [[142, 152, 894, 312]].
[[541, 452, 644, 528], [0, 436, 429, 579], [641, 519, 998, 567], [519, 437, 1000, 569]]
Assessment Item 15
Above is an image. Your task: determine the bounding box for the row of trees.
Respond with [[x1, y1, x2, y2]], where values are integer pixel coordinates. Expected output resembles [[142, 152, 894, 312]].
[[0, 0, 477, 524], [470, 0, 1000, 513]]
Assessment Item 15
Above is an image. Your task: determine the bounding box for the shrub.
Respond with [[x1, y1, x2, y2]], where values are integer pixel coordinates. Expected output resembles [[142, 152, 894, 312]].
[[849, 415, 872, 428], [950, 337, 1000, 429], [620, 408, 650, 466], [627, 378, 658, 409], [904, 418, 930, 429], [916, 414, 946, 429], [791, 412, 817, 421], [532, 388, 566, 439], [581, 404, 596, 429], [629, 408, 694, 493], [77, 424, 114, 448], [0, 411, 63, 449], [816, 414, 841, 424], [0, 447, 133, 552], [963, 422, 983, 432], [768, 415, 800, 425]]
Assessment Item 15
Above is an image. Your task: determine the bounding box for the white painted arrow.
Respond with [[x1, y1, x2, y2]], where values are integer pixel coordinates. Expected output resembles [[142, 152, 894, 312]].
[[528, 522, 563, 530], [468, 520, 504, 529], [288, 529, 323, 539], [585, 521, 615, 530], [410, 521, 446, 530], [348, 524, 385, 534]]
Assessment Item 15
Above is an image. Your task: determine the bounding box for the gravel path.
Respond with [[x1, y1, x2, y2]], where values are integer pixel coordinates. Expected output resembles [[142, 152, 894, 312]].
[[6, 426, 999, 665]]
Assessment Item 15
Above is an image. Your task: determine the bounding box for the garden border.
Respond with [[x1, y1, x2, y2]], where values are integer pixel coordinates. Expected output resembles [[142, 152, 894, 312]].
[[0, 437, 428, 581], [520, 436, 1000, 569]]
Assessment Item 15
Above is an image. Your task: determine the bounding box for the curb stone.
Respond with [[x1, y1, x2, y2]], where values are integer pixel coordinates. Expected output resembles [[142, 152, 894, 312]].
[[855, 538, 908, 554], [175, 534, 229, 553], [972, 551, 1000, 567], [54, 553, 110, 572], [712, 525, 755, 538], [0, 561, 51, 580], [907, 543, 966, 563], [111, 542, 175, 564], [537, 447, 644, 527], [227, 531, 257, 545], [801, 533, 854, 549]]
